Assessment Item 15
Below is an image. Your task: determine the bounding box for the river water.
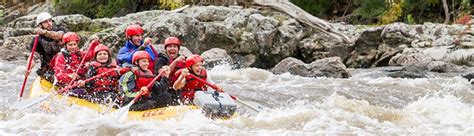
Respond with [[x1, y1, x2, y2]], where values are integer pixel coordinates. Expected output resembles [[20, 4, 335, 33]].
[[0, 60, 472, 135]]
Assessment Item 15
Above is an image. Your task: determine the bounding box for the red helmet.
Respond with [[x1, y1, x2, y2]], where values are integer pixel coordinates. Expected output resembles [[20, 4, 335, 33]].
[[132, 51, 150, 64], [125, 24, 144, 37], [93, 44, 110, 56], [185, 54, 204, 68], [164, 37, 181, 48], [62, 32, 80, 44]]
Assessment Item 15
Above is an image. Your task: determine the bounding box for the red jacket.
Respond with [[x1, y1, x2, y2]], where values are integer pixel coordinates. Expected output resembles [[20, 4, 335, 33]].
[[180, 69, 207, 101], [85, 61, 119, 92], [133, 68, 155, 93], [52, 49, 93, 86], [169, 60, 186, 89]]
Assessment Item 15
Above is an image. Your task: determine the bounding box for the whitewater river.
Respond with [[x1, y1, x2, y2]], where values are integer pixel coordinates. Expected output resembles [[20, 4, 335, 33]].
[[0, 60, 472, 135]]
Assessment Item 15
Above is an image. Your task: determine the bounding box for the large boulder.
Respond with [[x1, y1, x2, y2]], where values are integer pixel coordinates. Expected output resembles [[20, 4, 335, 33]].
[[3, 27, 34, 38], [201, 48, 232, 68], [272, 57, 350, 78], [53, 14, 94, 32], [0, 35, 33, 60], [461, 72, 474, 83], [140, 6, 310, 68], [390, 48, 463, 73], [7, 14, 36, 28], [345, 27, 384, 68], [381, 23, 415, 46], [298, 33, 352, 63]]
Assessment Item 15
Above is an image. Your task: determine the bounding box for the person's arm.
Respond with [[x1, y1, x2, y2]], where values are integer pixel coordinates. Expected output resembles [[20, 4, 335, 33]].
[[81, 40, 100, 63], [154, 56, 168, 74], [169, 56, 185, 73], [43, 30, 64, 41], [36, 27, 65, 41], [173, 69, 188, 90], [117, 48, 136, 66], [53, 54, 73, 84]]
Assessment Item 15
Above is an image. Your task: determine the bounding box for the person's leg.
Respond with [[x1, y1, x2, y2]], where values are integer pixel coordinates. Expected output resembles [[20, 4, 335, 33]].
[[167, 89, 181, 106], [69, 88, 91, 100], [150, 85, 173, 108], [129, 97, 158, 111]]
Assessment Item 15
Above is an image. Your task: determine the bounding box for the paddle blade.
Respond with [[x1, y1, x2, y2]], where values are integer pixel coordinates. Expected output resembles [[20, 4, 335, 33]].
[[235, 98, 269, 113], [10, 93, 52, 110], [115, 101, 134, 123]]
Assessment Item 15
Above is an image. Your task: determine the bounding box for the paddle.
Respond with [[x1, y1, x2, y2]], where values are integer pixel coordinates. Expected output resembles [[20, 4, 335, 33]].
[[187, 74, 268, 113], [116, 70, 165, 122], [11, 77, 58, 110], [59, 40, 99, 94], [10, 68, 119, 109], [59, 69, 117, 92], [19, 35, 39, 100]]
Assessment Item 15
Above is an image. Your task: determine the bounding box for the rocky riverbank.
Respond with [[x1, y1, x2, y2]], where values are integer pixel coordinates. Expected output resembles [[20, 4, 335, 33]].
[[1, 2, 473, 81]]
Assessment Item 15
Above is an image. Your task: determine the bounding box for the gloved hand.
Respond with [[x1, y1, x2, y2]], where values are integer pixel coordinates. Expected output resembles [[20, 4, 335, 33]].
[[137, 45, 146, 51], [116, 67, 132, 75], [144, 37, 152, 46], [140, 87, 150, 97]]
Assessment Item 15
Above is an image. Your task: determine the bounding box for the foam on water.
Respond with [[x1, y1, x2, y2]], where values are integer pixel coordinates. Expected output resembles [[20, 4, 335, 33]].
[[0, 61, 472, 134]]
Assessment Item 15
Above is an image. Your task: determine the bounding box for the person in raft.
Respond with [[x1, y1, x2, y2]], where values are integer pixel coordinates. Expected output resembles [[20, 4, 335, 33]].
[[117, 24, 158, 73], [153, 36, 187, 103], [26, 12, 67, 82], [173, 54, 223, 103], [51, 32, 94, 88], [119, 51, 173, 111], [74, 44, 131, 104]]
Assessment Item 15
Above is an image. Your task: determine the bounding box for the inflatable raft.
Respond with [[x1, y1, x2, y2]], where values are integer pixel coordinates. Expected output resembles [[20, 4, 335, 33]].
[[28, 77, 200, 121]]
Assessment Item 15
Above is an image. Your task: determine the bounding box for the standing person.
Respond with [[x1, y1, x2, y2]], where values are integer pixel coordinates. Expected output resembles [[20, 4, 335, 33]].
[[52, 32, 93, 87], [154, 36, 186, 102], [26, 12, 66, 82], [173, 54, 223, 103], [119, 51, 173, 111], [117, 24, 157, 73]]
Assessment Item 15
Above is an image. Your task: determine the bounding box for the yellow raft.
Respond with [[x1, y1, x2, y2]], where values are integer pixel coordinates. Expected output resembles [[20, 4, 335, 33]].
[[28, 77, 198, 121]]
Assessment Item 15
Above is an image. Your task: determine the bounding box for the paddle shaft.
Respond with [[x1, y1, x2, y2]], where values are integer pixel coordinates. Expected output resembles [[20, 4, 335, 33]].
[[66, 41, 98, 84], [19, 35, 39, 99], [60, 69, 116, 91], [188, 74, 230, 97], [187, 74, 263, 112], [131, 71, 166, 103]]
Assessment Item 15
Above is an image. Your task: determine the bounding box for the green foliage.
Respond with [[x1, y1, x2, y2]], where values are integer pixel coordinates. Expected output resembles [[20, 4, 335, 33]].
[[96, 0, 128, 18], [353, 0, 387, 19], [290, 0, 332, 17], [0, 9, 3, 25], [53, 0, 100, 18], [424, 0, 440, 6], [159, 0, 183, 10], [353, 0, 387, 22], [379, 0, 405, 24], [406, 14, 415, 24]]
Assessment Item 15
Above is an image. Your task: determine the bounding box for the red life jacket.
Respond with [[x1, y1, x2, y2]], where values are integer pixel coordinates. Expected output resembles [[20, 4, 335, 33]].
[[52, 50, 86, 85], [133, 68, 155, 93], [181, 69, 207, 100], [88, 61, 118, 92], [169, 58, 186, 88], [147, 59, 156, 74]]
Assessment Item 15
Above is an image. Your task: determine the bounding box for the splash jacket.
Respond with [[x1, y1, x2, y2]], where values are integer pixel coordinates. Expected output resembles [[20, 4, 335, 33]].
[[117, 40, 157, 73]]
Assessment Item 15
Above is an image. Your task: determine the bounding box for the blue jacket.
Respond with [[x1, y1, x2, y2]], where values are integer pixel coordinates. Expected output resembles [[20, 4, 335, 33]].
[[117, 40, 157, 66]]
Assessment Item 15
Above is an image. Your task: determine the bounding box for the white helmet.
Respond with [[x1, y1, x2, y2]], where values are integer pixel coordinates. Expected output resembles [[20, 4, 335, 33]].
[[36, 12, 53, 26]]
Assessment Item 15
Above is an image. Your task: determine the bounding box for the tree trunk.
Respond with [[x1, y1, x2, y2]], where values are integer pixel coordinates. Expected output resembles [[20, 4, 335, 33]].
[[253, 0, 352, 43], [442, 0, 449, 24]]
